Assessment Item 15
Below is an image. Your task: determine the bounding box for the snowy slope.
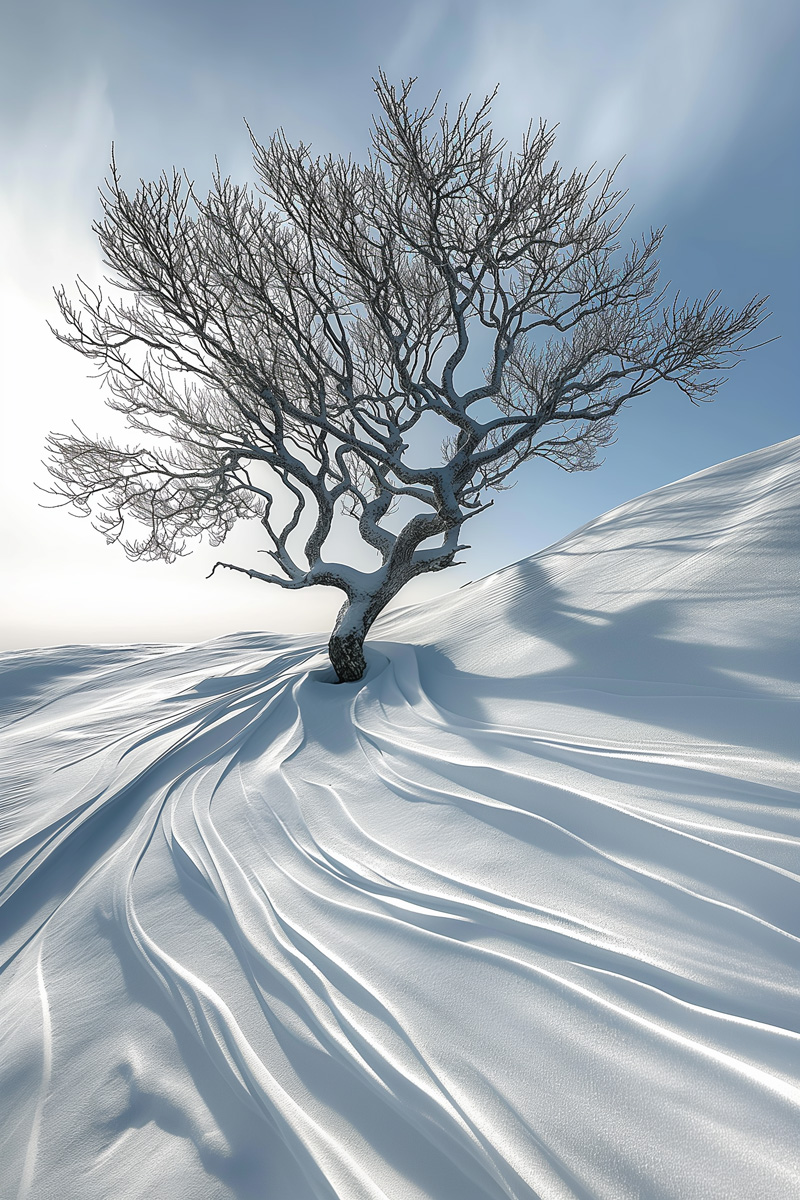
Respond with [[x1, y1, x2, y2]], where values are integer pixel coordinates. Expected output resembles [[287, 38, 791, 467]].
[[1, 438, 799, 1200]]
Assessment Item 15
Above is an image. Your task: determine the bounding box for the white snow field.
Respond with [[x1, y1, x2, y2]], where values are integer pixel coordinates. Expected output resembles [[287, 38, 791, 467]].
[[1, 437, 799, 1200]]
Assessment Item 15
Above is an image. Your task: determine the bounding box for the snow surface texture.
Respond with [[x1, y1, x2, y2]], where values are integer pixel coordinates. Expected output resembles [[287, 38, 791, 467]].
[[1, 438, 799, 1200]]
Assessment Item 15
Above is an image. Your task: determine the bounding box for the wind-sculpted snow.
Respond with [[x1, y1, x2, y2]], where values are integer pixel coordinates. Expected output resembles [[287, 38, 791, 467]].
[[2, 439, 800, 1199]]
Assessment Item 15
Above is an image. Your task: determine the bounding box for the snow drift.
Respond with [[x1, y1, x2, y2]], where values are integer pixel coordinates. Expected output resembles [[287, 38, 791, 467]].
[[1, 438, 799, 1200]]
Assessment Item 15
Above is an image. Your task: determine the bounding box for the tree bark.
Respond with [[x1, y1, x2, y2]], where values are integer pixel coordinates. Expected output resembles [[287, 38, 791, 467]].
[[327, 565, 414, 683], [328, 598, 371, 683]]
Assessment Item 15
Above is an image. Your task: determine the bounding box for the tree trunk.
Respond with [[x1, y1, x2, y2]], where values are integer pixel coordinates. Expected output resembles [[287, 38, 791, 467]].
[[327, 565, 414, 682], [328, 598, 371, 683]]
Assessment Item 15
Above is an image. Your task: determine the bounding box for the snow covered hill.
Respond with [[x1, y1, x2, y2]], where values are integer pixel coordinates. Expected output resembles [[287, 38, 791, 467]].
[[2, 437, 799, 1200]]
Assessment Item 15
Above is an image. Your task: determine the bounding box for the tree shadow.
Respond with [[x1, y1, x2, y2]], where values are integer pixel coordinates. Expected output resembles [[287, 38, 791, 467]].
[[411, 461, 800, 765], [0, 645, 168, 723]]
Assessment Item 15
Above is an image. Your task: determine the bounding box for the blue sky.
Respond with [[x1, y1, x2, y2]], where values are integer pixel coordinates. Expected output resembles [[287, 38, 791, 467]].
[[2, 0, 798, 647]]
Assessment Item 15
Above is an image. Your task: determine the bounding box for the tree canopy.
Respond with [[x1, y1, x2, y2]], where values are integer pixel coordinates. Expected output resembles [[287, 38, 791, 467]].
[[45, 74, 767, 680]]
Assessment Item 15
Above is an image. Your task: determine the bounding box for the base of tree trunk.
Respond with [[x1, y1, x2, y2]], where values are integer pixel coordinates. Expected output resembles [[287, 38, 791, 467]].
[[328, 629, 367, 683]]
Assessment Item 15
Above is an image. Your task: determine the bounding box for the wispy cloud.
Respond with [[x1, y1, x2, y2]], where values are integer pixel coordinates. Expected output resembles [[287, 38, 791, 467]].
[[0, 75, 113, 572], [383, 0, 452, 77], [453, 0, 798, 210], [1, 70, 113, 298]]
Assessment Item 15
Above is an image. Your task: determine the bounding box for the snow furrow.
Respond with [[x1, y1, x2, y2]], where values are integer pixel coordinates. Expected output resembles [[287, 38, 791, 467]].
[[2, 438, 800, 1198]]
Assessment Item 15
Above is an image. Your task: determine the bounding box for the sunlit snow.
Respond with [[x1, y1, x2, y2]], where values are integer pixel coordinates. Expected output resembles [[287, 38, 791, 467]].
[[2, 438, 799, 1199]]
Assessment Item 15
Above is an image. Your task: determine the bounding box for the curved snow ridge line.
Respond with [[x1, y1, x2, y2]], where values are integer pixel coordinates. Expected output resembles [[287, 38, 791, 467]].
[[353, 703, 800, 946], [192, 702, 547, 1196], [364, 648, 800, 838], [108, 668, 571, 1195], [15, 943, 52, 1200], [124, 730, 531, 1198], [0, 645, 173, 729], [552, 439, 800, 540], [134, 801, 796, 1195], [0, 640, 319, 732], [271, 781, 800, 1042], [350, 724, 800, 1034], [0, 653, 313, 968], [3, 628, 800, 1198], [133, 657, 800, 1132], [365, 642, 792, 773], [119, 878, 399, 1200]]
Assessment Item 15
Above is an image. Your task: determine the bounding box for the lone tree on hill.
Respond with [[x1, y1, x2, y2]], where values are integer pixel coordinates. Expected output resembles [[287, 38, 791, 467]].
[[46, 75, 767, 682]]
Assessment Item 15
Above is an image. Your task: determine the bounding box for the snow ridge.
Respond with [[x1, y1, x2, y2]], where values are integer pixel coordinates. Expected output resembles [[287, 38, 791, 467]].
[[1, 438, 799, 1199]]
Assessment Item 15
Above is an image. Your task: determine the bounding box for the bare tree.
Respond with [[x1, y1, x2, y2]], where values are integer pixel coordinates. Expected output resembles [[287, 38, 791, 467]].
[[45, 74, 767, 682]]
